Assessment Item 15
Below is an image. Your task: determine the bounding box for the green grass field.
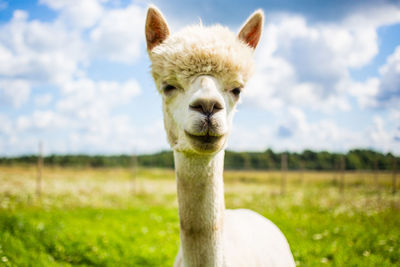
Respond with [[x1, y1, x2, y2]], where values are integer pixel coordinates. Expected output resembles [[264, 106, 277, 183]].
[[0, 166, 399, 266]]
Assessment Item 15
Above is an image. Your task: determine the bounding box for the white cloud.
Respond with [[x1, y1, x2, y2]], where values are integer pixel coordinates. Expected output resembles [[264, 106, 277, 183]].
[[343, 4, 400, 28], [0, 10, 86, 84], [40, 0, 104, 29], [244, 4, 400, 114], [0, 114, 12, 136], [17, 110, 68, 131], [230, 108, 400, 153], [386, 110, 400, 147], [66, 118, 168, 154], [89, 4, 146, 63], [272, 108, 362, 152], [0, 79, 31, 108], [34, 93, 53, 106], [347, 44, 400, 109], [229, 124, 274, 152], [347, 78, 380, 108], [11, 110, 168, 155], [368, 116, 397, 152], [9, 77, 144, 153], [0, 1, 146, 90], [0, 1, 150, 154], [377, 45, 400, 107], [56, 78, 141, 120]]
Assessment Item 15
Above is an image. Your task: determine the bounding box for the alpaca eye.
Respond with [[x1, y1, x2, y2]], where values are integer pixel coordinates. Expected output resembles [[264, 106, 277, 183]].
[[163, 84, 177, 94], [231, 88, 241, 97]]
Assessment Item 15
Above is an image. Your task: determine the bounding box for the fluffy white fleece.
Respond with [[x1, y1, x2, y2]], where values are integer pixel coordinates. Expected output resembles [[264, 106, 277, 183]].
[[148, 25, 255, 90]]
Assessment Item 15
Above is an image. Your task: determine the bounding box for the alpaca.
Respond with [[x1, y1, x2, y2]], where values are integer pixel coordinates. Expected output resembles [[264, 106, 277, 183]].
[[145, 6, 296, 267]]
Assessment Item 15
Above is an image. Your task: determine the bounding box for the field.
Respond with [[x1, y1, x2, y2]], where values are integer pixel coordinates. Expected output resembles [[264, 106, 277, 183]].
[[0, 166, 399, 266]]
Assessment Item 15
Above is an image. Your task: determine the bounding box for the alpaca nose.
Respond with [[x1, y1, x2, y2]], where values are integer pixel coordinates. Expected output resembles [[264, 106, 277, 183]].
[[189, 98, 223, 116]]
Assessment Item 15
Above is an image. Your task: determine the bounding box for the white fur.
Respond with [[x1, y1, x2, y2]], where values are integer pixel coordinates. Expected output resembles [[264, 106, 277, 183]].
[[173, 152, 295, 267], [145, 6, 296, 267]]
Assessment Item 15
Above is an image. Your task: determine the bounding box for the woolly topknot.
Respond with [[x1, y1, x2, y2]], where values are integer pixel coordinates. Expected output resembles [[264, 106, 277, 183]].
[[149, 25, 255, 90]]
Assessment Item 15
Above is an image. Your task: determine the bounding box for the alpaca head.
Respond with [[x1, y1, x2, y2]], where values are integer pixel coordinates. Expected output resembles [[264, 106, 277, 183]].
[[146, 6, 263, 155]]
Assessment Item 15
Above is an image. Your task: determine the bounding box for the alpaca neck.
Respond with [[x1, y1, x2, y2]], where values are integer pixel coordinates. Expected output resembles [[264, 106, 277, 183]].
[[174, 150, 225, 267]]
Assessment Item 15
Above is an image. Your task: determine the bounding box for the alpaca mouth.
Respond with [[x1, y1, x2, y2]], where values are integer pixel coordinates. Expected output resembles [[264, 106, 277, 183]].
[[185, 131, 223, 144], [185, 131, 223, 143]]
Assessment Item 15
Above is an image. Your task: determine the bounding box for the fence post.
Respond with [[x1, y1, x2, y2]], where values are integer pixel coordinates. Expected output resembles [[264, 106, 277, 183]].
[[36, 141, 43, 198], [393, 158, 397, 195], [281, 153, 287, 195], [340, 155, 345, 194]]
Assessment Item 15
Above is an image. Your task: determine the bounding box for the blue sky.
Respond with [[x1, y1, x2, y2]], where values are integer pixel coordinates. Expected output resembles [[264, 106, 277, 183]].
[[0, 0, 399, 156]]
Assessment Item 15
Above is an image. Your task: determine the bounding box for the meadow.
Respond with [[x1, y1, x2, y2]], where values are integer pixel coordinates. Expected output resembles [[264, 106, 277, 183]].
[[0, 166, 399, 266]]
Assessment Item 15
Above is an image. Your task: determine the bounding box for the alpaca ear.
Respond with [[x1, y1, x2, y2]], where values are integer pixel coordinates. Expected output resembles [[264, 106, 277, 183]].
[[238, 9, 264, 49], [145, 5, 170, 51]]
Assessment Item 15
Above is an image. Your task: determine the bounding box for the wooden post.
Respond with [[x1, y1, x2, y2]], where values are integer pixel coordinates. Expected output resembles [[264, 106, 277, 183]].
[[131, 152, 138, 194], [340, 155, 345, 194], [36, 141, 43, 198], [392, 158, 397, 195], [281, 153, 287, 195]]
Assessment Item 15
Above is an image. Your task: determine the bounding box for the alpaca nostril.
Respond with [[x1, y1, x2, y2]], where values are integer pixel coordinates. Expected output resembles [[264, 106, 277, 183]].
[[190, 104, 204, 114], [190, 100, 223, 116]]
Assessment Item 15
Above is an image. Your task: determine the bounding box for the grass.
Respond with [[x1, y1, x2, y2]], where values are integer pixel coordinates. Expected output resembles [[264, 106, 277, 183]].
[[0, 166, 399, 266]]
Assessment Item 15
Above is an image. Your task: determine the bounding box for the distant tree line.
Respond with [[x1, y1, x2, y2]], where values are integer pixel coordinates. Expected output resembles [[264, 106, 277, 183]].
[[0, 149, 398, 170]]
